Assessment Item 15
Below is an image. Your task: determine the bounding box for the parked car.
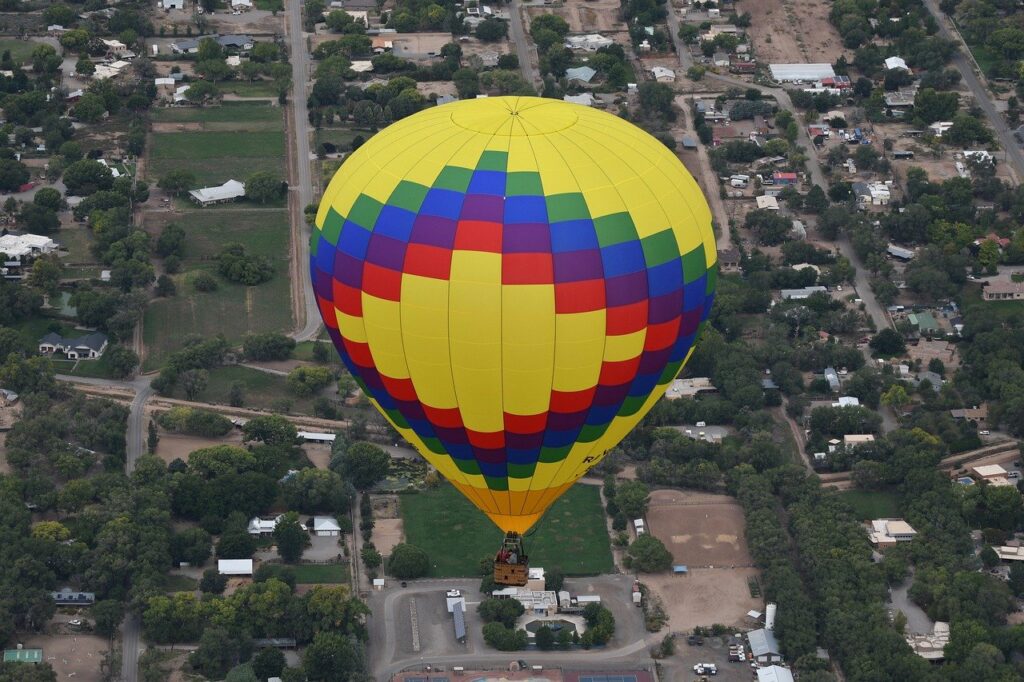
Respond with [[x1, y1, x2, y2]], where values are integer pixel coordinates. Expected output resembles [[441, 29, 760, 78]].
[[693, 663, 718, 675], [979, 430, 991, 435], [687, 635, 704, 645]]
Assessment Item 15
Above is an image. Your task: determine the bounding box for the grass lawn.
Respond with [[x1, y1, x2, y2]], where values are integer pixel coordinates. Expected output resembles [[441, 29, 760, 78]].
[[164, 574, 198, 592], [837, 489, 902, 520], [315, 127, 371, 151], [149, 103, 285, 186], [222, 81, 282, 98], [57, 228, 98, 265], [294, 340, 342, 367], [50, 354, 121, 380], [292, 563, 350, 584], [400, 483, 613, 577], [142, 209, 293, 370], [0, 38, 40, 65], [10, 318, 87, 350], [960, 285, 1024, 318], [170, 365, 316, 415]]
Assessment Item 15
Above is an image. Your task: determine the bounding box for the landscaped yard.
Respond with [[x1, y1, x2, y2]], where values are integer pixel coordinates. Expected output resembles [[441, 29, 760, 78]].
[[141, 209, 293, 370], [169, 365, 317, 414], [149, 103, 285, 186], [292, 563, 349, 584], [400, 483, 613, 577], [837, 489, 902, 520], [0, 38, 42, 65]]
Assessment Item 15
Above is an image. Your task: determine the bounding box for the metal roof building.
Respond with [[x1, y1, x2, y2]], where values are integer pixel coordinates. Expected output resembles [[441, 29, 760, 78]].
[[757, 666, 795, 682], [769, 63, 836, 82], [452, 600, 466, 642], [189, 179, 246, 206], [748, 627, 783, 662]]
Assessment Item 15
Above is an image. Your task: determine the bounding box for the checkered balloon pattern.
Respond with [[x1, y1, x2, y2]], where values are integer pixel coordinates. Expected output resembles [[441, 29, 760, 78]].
[[312, 97, 716, 533]]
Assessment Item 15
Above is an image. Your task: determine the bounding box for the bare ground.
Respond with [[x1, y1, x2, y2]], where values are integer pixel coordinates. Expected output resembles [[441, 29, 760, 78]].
[[0, 432, 10, 474], [152, 418, 245, 465], [743, 0, 848, 65], [527, 0, 624, 34], [302, 442, 332, 469], [23, 633, 110, 682], [644, 567, 763, 632]]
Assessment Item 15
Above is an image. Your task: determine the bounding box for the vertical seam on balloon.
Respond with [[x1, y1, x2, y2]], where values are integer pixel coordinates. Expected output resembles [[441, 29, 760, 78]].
[[513, 112, 613, 518]]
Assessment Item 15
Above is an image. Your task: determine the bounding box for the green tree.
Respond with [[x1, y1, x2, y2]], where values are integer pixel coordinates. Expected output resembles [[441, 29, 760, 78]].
[[281, 468, 352, 514], [334, 442, 390, 490], [92, 599, 124, 639], [242, 414, 298, 446], [252, 648, 285, 681], [242, 333, 295, 360], [535, 624, 555, 650], [180, 368, 208, 401], [869, 328, 906, 356], [625, 534, 673, 572], [302, 632, 363, 681], [62, 159, 114, 196], [616, 480, 649, 519], [476, 18, 508, 42], [0, 158, 29, 192], [72, 93, 106, 123], [158, 170, 196, 197], [387, 543, 430, 579], [880, 384, 910, 410], [273, 512, 309, 563], [245, 172, 284, 204], [478, 597, 525, 628]]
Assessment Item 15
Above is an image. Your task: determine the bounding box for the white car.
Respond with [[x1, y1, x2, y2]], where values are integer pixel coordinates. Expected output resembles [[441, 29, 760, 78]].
[[979, 430, 991, 435], [693, 663, 718, 675], [696, 421, 707, 427]]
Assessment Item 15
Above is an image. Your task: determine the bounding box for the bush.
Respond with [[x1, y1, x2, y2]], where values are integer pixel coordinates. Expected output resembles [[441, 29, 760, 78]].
[[625, 534, 673, 573], [217, 243, 274, 285], [193, 271, 219, 292], [243, 333, 296, 361], [158, 406, 233, 437], [387, 543, 430, 579], [478, 597, 524, 628], [482, 622, 528, 650]]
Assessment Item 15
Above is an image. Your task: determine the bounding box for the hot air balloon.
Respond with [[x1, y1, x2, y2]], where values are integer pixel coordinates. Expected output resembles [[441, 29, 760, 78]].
[[312, 96, 716, 584]]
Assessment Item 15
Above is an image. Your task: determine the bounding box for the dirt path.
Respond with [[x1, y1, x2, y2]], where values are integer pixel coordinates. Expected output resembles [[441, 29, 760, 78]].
[[675, 95, 731, 251]]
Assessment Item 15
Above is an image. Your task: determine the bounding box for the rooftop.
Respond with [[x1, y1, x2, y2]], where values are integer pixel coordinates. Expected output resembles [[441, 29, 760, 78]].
[[748, 628, 781, 656]]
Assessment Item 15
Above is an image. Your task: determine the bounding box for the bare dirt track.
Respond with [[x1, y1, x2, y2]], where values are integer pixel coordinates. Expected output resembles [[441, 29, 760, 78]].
[[643, 490, 761, 632], [742, 0, 847, 65]]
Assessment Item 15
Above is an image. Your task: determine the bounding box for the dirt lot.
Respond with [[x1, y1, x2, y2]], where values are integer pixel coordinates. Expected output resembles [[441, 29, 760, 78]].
[[527, 0, 625, 33], [22, 633, 110, 682], [744, 0, 847, 65], [644, 490, 761, 631], [371, 494, 404, 555], [152, 418, 245, 465], [0, 432, 10, 474], [303, 442, 332, 469], [905, 339, 961, 369]]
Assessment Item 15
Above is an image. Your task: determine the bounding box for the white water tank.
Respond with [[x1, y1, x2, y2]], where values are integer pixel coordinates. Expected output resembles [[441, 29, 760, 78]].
[[765, 602, 777, 630]]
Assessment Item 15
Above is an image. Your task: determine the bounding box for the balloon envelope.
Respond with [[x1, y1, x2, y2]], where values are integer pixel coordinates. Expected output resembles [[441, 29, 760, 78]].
[[312, 97, 716, 532]]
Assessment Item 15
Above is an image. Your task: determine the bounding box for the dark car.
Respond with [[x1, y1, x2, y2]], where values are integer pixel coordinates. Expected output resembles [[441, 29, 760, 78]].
[[687, 635, 705, 646]]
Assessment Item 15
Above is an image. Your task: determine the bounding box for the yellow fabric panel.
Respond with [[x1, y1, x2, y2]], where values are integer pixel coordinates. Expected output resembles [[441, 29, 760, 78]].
[[316, 150, 378, 225], [525, 441, 594, 493], [505, 135, 541, 173], [361, 294, 409, 379], [449, 251, 503, 433], [501, 285, 555, 417], [551, 310, 605, 392], [400, 274, 457, 409], [334, 309, 366, 344], [517, 132, 583, 197], [603, 328, 647, 362]]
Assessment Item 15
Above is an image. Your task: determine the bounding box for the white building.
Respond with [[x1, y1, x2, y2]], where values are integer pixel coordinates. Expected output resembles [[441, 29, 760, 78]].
[[298, 431, 337, 443], [928, 121, 953, 137], [248, 515, 283, 535], [756, 195, 780, 210], [161, 0, 186, 9], [869, 518, 917, 546], [0, 234, 57, 278], [102, 39, 130, 56], [38, 332, 109, 360], [780, 286, 827, 300], [492, 587, 559, 616], [563, 93, 595, 106], [564, 34, 613, 51], [218, 559, 253, 576], [757, 667, 795, 682], [884, 56, 909, 71], [231, 0, 254, 9], [747, 628, 783, 663], [664, 377, 717, 399], [189, 179, 246, 206], [769, 63, 835, 82], [906, 622, 949, 660], [313, 516, 341, 536], [650, 66, 675, 82]]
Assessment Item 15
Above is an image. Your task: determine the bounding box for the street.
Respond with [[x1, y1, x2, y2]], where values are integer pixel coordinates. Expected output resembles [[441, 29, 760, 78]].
[[508, 0, 541, 88], [922, 0, 1024, 179]]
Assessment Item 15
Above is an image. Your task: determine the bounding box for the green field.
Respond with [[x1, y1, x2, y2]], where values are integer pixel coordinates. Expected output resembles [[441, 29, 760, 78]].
[[141, 209, 292, 370], [315, 127, 370, 151], [222, 81, 282, 98], [149, 103, 285, 186], [400, 484, 614, 577], [0, 38, 40, 65], [837, 490, 902, 520], [171, 365, 319, 414], [50, 354, 121, 380], [292, 563, 349, 584]]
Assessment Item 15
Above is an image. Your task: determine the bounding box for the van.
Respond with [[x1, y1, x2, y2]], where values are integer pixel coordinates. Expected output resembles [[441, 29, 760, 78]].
[[696, 421, 707, 427]]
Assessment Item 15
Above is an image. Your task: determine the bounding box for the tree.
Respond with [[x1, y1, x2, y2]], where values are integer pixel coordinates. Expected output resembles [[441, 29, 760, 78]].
[[73, 93, 106, 123], [158, 170, 196, 197], [616, 480, 649, 519], [196, 58, 233, 82], [105, 345, 139, 379], [190, 627, 241, 679], [252, 648, 285, 681], [638, 82, 675, 119], [245, 172, 284, 204], [193, 271, 218, 292], [913, 88, 958, 124], [282, 468, 352, 514], [33, 188, 63, 212], [303, 632, 363, 681], [242, 415, 297, 446], [217, 529, 257, 559], [477, 597, 525, 628], [0, 158, 29, 192], [242, 333, 295, 360], [62, 159, 114, 196], [387, 543, 430, 579], [185, 80, 220, 105], [476, 18, 508, 42], [274, 512, 309, 563], [200, 568, 228, 594], [880, 384, 910, 410], [18, 204, 59, 235], [217, 243, 274, 285], [92, 600, 124, 639], [170, 527, 212, 566], [482, 622, 528, 650], [352, 100, 384, 129], [335, 442, 390, 490], [155, 275, 176, 297], [286, 365, 333, 396], [180, 368, 209, 401], [980, 545, 999, 568], [869, 328, 906, 356], [453, 67, 479, 99], [625, 534, 673, 572], [535, 625, 556, 650], [26, 257, 61, 297]]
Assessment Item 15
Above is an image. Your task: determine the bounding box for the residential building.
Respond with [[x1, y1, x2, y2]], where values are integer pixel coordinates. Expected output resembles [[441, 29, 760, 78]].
[[772, 171, 798, 186], [650, 66, 675, 82], [218, 559, 254, 576], [852, 182, 891, 206], [747, 628, 783, 663], [833, 396, 859, 407], [972, 464, 1013, 487], [565, 66, 596, 84], [769, 63, 835, 82], [869, 518, 917, 546], [491, 586, 559, 616], [756, 195, 780, 210], [38, 332, 109, 360], [664, 377, 717, 399], [844, 434, 875, 449], [780, 286, 827, 300], [886, 243, 915, 260], [823, 367, 840, 391], [718, 247, 740, 272], [102, 39, 130, 56], [248, 515, 284, 535], [702, 24, 740, 41], [681, 135, 697, 150], [906, 622, 949, 660], [757, 667, 795, 682], [0, 234, 57, 279], [730, 60, 756, 74], [172, 34, 255, 54], [0, 388, 18, 406], [298, 431, 336, 443], [712, 52, 730, 67], [313, 516, 341, 536], [161, 0, 185, 8], [51, 588, 96, 605], [995, 545, 1024, 562], [950, 405, 987, 425], [189, 179, 246, 206], [983, 280, 1024, 301], [928, 121, 953, 137], [564, 34, 613, 51], [884, 56, 909, 71], [563, 93, 595, 106], [231, 0, 254, 9]]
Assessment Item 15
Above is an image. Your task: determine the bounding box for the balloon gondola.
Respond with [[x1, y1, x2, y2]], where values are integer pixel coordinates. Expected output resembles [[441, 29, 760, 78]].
[[311, 97, 716, 584]]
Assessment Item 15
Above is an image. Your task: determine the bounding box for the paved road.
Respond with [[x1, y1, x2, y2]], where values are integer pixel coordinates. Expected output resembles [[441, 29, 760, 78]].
[[508, 0, 540, 88], [922, 0, 1024, 178], [287, 0, 322, 342], [890, 570, 935, 635]]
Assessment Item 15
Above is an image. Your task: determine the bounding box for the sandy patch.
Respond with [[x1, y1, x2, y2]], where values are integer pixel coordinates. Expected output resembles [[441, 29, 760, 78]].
[[153, 428, 245, 465], [151, 121, 202, 133], [302, 442, 333, 469], [23, 633, 111, 682], [643, 567, 763, 631], [0, 432, 10, 474], [745, 0, 848, 65], [372, 518, 405, 556]]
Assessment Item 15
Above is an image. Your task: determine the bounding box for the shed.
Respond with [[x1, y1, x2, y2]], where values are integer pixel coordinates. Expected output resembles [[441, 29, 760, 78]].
[[757, 666, 795, 682], [756, 195, 779, 210], [748, 628, 783, 663], [373, 578, 385, 590], [218, 559, 254, 576], [452, 600, 467, 642], [565, 66, 596, 84], [297, 431, 336, 443], [681, 135, 697, 150], [769, 63, 836, 82], [673, 565, 688, 574], [3, 649, 42, 664], [313, 516, 341, 536], [51, 588, 96, 605]]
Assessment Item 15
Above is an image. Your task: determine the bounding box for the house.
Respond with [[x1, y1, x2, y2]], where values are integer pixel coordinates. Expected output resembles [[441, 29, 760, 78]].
[[564, 34, 613, 51], [565, 66, 597, 84], [772, 171, 798, 186], [928, 121, 953, 137], [0, 234, 57, 278], [747, 628, 783, 663], [907, 311, 940, 335], [768, 63, 835, 82], [102, 39, 130, 57], [0, 388, 18, 406], [756, 195, 780, 211], [189, 179, 246, 206], [681, 134, 697, 150], [665, 377, 717, 399], [757, 667, 795, 682], [833, 396, 859, 407], [491, 586, 559, 616], [983, 280, 1024, 301], [884, 90, 916, 116], [823, 366, 840, 392], [718, 247, 740, 272], [51, 589, 96, 605], [92, 61, 130, 80], [972, 464, 1014, 487], [712, 52, 730, 67], [313, 516, 341, 536], [974, 232, 1011, 250], [712, 124, 739, 143], [3, 649, 42, 664], [950, 405, 988, 425], [869, 518, 917, 546], [38, 332, 109, 360], [886, 243, 915, 260], [48, 24, 69, 35], [808, 123, 830, 138], [730, 60, 756, 74], [218, 559, 253, 576], [161, 0, 185, 9], [906, 622, 949, 661], [995, 546, 1024, 562], [563, 93, 595, 106], [247, 515, 283, 535], [780, 286, 827, 300], [650, 66, 675, 82], [231, 0, 254, 9], [219, 34, 255, 51], [884, 56, 909, 71], [172, 35, 255, 54]]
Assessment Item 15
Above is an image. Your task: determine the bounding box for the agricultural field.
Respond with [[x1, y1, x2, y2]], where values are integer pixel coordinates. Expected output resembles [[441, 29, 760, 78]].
[[400, 483, 613, 577], [148, 103, 285, 186], [141, 209, 292, 370], [837, 490, 903, 520]]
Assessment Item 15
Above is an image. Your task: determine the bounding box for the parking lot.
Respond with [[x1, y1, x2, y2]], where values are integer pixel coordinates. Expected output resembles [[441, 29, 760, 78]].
[[664, 635, 756, 682]]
